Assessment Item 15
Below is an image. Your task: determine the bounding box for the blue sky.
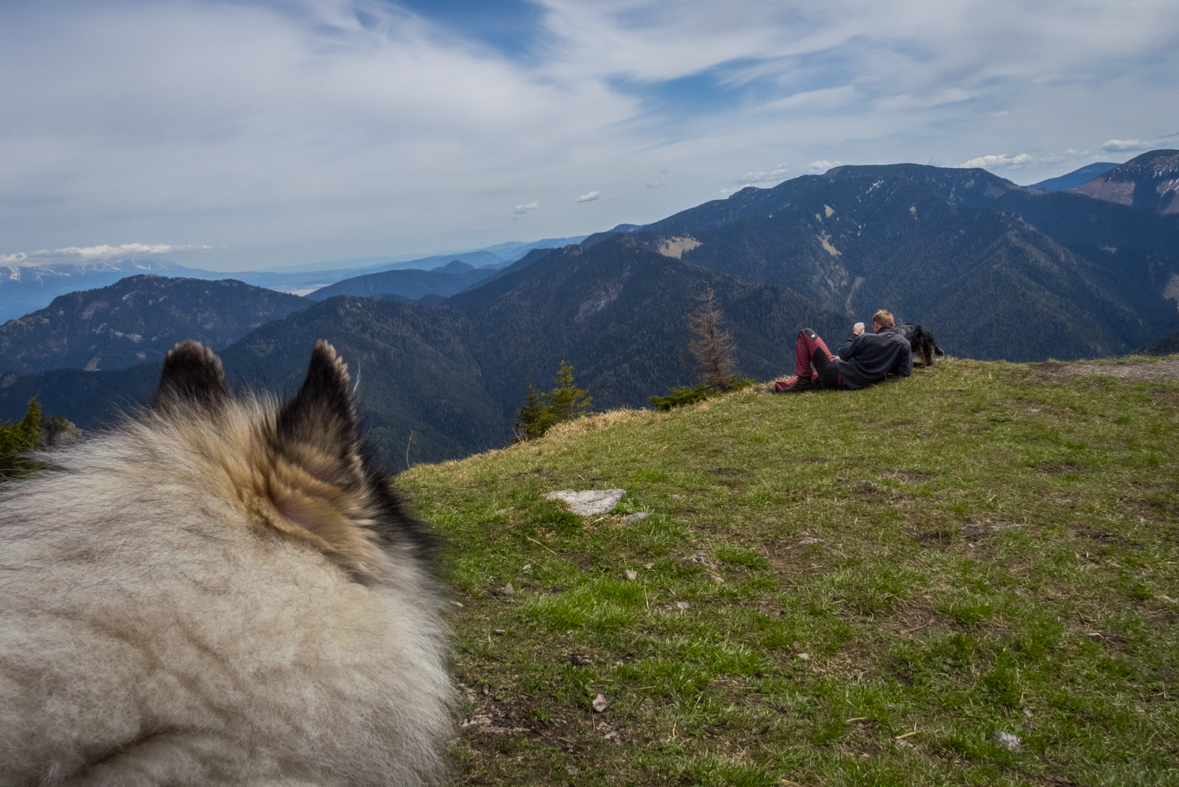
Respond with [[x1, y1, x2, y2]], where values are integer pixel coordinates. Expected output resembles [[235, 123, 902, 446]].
[[1, 0, 1177, 271]]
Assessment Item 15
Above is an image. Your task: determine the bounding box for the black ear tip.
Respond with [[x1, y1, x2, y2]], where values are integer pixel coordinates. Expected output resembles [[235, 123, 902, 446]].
[[153, 341, 228, 409]]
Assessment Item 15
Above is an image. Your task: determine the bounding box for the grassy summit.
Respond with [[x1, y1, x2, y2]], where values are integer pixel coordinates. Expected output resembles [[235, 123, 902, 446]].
[[397, 357, 1179, 786]]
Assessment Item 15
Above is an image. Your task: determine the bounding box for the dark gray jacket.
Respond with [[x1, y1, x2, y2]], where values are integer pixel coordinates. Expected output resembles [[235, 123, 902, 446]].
[[835, 327, 912, 390]]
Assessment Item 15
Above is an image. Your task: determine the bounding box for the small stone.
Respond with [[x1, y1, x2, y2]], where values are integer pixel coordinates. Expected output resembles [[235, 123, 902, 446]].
[[990, 731, 1021, 752], [624, 570, 638, 581], [800, 530, 810, 536], [710, 574, 725, 584], [565, 764, 581, 776], [502, 583, 515, 595], [493, 629, 506, 636], [522, 564, 532, 572], [674, 601, 690, 610], [1022, 708, 1034, 718], [592, 693, 608, 713], [544, 489, 627, 516], [670, 494, 683, 499], [796, 652, 810, 661], [962, 525, 984, 536], [623, 512, 650, 524], [799, 537, 825, 545], [643, 562, 654, 569], [682, 552, 715, 567], [895, 738, 915, 750], [482, 684, 492, 695]]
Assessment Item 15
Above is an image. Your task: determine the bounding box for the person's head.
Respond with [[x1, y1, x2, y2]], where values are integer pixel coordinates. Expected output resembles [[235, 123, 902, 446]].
[[873, 309, 895, 331]]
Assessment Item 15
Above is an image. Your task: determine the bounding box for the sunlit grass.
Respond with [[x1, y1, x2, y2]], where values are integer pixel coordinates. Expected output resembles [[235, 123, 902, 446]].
[[401, 356, 1179, 786]]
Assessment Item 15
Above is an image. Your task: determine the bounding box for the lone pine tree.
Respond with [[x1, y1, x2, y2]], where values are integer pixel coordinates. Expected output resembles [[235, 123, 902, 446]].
[[512, 359, 592, 442], [688, 286, 739, 392]]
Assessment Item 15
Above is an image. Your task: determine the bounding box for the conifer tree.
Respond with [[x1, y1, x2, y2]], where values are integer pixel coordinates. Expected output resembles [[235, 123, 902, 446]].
[[687, 286, 739, 391], [544, 358, 592, 423], [512, 378, 555, 443], [0, 398, 43, 479], [511, 360, 592, 442]]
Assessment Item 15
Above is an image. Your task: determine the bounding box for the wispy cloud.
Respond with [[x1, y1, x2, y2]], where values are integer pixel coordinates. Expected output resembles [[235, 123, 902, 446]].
[[1102, 139, 1149, 152], [576, 191, 600, 202], [513, 202, 540, 215], [808, 161, 841, 173], [0, 243, 210, 267], [0, 1, 1176, 268], [959, 153, 1035, 170], [738, 163, 790, 185]]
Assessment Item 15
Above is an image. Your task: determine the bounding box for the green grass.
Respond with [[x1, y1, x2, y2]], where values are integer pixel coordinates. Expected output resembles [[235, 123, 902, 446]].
[[397, 357, 1179, 785]]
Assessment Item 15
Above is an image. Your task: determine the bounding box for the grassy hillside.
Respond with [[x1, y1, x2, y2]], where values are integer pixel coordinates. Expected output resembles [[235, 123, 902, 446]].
[[397, 356, 1179, 786]]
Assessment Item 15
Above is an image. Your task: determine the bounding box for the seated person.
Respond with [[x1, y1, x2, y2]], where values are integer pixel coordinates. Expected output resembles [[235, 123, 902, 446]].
[[773, 309, 912, 393]]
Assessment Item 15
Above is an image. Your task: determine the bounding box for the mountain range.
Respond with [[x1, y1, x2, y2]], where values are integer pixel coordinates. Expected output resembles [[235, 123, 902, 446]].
[[2, 150, 1177, 468], [1069, 149, 1179, 215], [0, 276, 306, 374], [0, 237, 588, 322]]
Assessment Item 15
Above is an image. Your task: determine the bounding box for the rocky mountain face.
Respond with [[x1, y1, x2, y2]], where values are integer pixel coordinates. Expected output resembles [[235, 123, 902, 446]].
[[0, 247, 846, 469], [1070, 149, 1179, 215], [625, 162, 1179, 359], [5, 153, 1179, 468], [0, 275, 307, 374]]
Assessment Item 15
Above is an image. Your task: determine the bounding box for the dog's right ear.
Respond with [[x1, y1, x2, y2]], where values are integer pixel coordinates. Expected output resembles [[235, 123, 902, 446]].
[[152, 341, 229, 411]]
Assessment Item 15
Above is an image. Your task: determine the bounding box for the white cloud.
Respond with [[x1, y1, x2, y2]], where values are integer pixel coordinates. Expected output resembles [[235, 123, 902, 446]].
[[576, 191, 600, 202], [959, 153, 1035, 170], [758, 86, 857, 112], [513, 202, 540, 215], [738, 163, 790, 185], [808, 161, 841, 172], [1, 1, 1178, 268], [1102, 139, 1148, 152], [0, 243, 210, 267]]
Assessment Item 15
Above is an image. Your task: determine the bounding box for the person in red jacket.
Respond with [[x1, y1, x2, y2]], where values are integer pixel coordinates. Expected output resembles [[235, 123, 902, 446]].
[[772, 309, 912, 393]]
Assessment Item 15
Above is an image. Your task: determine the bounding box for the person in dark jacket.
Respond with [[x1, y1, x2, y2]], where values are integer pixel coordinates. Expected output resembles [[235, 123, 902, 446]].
[[772, 309, 912, 393]]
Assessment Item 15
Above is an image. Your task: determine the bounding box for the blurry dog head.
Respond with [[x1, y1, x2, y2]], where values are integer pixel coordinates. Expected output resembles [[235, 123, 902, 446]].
[[1, 340, 452, 786], [148, 339, 435, 581]]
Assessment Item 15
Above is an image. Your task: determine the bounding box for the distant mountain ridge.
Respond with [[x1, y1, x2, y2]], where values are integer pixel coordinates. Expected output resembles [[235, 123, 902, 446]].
[[0, 236, 592, 321], [1069, 149, 1179, 215], [306, 260, 497, 302], [0, 247, 847, 469], [1028, 162, 1119, 192], [0, 276, 307, 374], [4, 151, 1179, 469]]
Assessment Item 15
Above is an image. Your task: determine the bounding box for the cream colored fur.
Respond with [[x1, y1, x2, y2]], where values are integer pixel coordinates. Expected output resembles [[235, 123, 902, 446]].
[[0, 343, 452, 786]]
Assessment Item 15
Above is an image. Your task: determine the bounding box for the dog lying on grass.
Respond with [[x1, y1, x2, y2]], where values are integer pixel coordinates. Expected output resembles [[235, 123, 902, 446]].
[[0, 341, 453, 786], [897, 323, 945, 366]]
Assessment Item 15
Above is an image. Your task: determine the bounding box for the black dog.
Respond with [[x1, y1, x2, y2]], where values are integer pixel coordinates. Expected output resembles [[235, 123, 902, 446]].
[[897, 323, 944, 366]]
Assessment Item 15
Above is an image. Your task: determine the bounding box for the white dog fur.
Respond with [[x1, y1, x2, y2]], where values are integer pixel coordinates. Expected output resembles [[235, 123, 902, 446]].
[[0, 341, 453, 786]]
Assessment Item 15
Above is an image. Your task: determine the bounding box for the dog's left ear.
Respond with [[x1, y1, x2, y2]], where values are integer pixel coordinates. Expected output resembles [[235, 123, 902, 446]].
[[153, 341, 229, 411], [266, 341, 386, 576], [275, 340, 363, 487]]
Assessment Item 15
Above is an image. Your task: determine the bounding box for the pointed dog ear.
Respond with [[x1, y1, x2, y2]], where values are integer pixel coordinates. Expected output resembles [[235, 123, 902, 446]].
[[152, 341, 229, 411], [274, 340, 362, 486], [265, 341, 387, 576]]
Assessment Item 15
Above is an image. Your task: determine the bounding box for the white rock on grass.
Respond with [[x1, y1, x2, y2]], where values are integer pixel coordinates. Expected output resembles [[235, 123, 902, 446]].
[[990, 730, 1018, 749], [545, 489, 626, 516]]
